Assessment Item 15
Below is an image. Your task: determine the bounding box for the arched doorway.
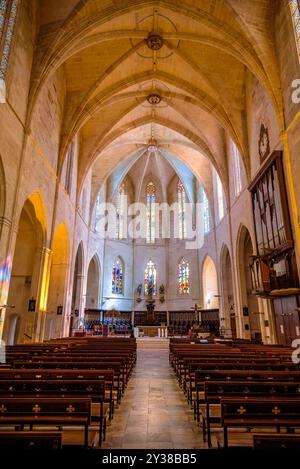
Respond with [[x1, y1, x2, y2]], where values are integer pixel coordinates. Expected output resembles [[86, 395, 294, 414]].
[[220, 245, 236, 338], [238, 226, 261, 340], [46, 223, 69, 339], [202, 256, 219, 309], [4, 195, 46, 343], [86, 255, 101, 309], [70, 243, 84, 336]]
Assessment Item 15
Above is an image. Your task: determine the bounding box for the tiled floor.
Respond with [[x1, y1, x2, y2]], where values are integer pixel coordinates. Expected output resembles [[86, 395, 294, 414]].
[[102, 348, 207, 449]]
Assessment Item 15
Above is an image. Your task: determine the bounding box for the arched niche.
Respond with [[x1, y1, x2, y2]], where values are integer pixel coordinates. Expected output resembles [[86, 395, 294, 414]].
[[46, 223, 69, 339], [86, 255, 101, 309], [220, 245, 236, 338], [4, 194, 47, 343], [237, 225, 261, 341], [202, 256, 219, 309], [70, 242, 85, 336]]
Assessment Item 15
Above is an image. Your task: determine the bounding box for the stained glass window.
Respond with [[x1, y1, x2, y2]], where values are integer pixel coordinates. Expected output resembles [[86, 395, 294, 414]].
[[202, 188, 210, 234], [112, 257, 124, 294], [232, 141, 242, 197], [178, 180, 187, 239], [0, 0, 19, 80], [144, 260, 157, 296], [290, 0, 300, 54], [146, 181, 156, 244], [178, 258, 190, 294], [116, 183, 126, 240], [216, 172, 224, 221]]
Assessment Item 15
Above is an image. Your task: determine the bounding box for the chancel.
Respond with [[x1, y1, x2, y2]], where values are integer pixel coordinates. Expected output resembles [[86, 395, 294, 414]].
[[0, 0, 300, 452]]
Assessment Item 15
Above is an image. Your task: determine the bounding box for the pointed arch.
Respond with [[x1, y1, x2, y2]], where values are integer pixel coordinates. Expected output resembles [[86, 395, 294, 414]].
[[236, 224, 261, 340], [4, 194, 47, 343], [177, 180, 187, 240], [86, 253, 101, 309], [46, 223, 70, 339], [220, 244, 236, 338], [69, 241, 85, 336], [201, 255, 218, 308], [146, 181, 156, 244]]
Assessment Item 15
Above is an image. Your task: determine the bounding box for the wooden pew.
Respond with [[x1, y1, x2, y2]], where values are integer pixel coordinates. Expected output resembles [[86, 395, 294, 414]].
[[0, 379, 108, 445], [253, 434, 300, 448], [0, 368, 116, 419], [0, 397, 91, 448], [220, 397, 300, 448], [202, 380, 300, 446], [0, 431, 62, 448]]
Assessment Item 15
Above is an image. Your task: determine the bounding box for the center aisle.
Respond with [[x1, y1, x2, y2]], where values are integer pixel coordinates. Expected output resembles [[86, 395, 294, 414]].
[[102, 339, 206, 449]]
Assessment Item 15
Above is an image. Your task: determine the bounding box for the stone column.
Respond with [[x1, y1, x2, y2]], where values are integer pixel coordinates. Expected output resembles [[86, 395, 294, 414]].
[[32, 247, 52, 342]]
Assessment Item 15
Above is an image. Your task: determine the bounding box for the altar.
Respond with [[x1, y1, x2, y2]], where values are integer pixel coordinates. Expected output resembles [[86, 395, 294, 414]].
[[135, 325, 168, 337]]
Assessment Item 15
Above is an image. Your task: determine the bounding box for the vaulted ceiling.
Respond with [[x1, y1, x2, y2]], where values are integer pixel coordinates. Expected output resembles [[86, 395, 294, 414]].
[[30, 0, 281, 200]]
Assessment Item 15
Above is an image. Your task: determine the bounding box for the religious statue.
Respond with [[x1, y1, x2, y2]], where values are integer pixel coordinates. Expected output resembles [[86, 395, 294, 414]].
[[136, 284, 142, 296], [159, 284, 165, 303], [147, 280, 154, 298]]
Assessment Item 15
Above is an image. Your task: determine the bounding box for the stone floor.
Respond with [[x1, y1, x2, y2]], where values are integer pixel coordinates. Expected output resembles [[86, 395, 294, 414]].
[[102, 348, 207, 449]]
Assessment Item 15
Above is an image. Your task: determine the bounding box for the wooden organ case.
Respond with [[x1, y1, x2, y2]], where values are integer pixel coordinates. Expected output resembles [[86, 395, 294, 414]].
[[248, 151, 300, 345]]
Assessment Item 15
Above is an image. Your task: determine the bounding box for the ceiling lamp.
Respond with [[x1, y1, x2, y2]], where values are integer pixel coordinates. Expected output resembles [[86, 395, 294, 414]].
[[147, 93, 162, 105], [146, 33, 163, 51], [147, 138, 158, 153]]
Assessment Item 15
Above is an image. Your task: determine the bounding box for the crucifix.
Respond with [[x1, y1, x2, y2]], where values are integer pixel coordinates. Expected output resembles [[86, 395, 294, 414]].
[[190, 303, 202, 325]]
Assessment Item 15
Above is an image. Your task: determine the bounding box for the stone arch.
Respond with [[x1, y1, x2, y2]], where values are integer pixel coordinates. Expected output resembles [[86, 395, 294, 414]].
[[236, 224, 261, 341], [220, 244, 236, 338], [201, 255, 219, 309], [4, 194, 47, 343], [46, 223, 70, 339], [69, 241, 85, 336], [86, 254, 101, 310], [28, 0, 282, 136]]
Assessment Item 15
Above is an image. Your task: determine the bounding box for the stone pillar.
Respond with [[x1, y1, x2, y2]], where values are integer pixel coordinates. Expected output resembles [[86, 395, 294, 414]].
[[32, 247, 52, 342]]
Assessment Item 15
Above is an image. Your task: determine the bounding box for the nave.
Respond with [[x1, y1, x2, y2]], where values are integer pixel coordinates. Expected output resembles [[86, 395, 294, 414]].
[[2, 0, 300, 454], [102, 341, 205, 449], [1, 336, 300, 450]]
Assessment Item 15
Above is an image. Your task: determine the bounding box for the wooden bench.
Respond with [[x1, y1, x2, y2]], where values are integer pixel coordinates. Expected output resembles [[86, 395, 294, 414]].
[[0, 397, 91, 447], [253, 434, 300, 448], [13, 361, 124, 402], [220, 397, 300, 448], [0, 369, 116, 420], [193, 369, 300, 426], [0, 379, 108, 445], [202, 380, 300, 446], [0, 431, 62, 448]]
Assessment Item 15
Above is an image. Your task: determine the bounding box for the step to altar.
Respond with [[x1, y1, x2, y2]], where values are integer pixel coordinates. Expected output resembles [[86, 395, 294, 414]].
[[136, 337, 170, 349]]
